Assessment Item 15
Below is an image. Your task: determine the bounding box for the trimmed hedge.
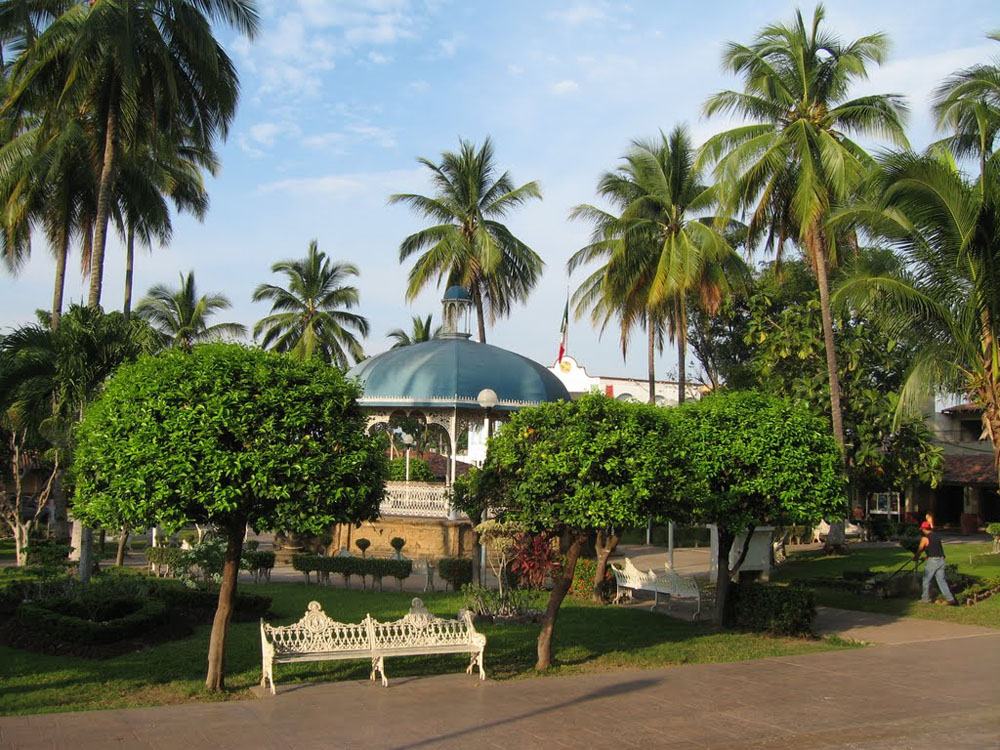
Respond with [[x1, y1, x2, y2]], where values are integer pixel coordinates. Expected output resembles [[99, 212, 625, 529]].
[[12, 597, 168, 645], [145, 546, 182, 573], [291, 554, 413, 590], [727, 583, 815, 636], [149, 582, 271, 620], [437, 557, 472, 590]]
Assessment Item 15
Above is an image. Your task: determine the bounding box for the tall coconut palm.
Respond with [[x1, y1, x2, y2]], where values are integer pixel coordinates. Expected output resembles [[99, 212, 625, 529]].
[[389, 137, 543, 343], [932, 31, 1000, 176], [136, 270, 245, 351], [387, 314, 441, 349], [5, 0, 259, 311], [116, 132, 214, 320], [700, 4, 908, 458], [252, 240, 369, 368], [569, 127, 745, 403]]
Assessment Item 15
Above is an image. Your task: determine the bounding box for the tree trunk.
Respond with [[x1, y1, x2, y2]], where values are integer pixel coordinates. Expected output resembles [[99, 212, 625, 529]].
[[713, 528, 734, 626], [677, 303, 687, 404], [536, 531, 585, 670], [78, 526, 93, 583], [51, 234, 68, 331], [115, 527, 129, 566], [810, 229, 848, 552], [475, 296, 486, 343], [647, 323, 656, 404], [593, 529, 620, 603], [88, 93, 120, 310], [14, 522, 28, 566], [470, 510, 483, 587], [205, 521, 245, 691], [123, 223, 135, 320]]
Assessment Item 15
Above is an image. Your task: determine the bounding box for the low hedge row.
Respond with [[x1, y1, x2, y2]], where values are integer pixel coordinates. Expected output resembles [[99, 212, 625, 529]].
[[955, 577, 1000, 606], [291, 554, 413, 589], [437, 557, 472, 590], [150, 582, 272, 620], [12, 597, 169, 645], [727, 583, 815, 636]]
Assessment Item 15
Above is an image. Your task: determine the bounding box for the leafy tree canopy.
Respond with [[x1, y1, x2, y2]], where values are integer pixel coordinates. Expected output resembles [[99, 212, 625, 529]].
[[72, 343, 386, 535]]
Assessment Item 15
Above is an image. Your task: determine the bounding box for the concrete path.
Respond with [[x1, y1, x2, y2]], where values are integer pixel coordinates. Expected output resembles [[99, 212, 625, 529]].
[[2, 618, 998, 749], [2, 632, 998, 749], [814, 606, 999, 645]]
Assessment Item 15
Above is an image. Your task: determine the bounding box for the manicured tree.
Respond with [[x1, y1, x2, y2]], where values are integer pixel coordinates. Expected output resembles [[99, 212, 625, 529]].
[[479, 394, 687, 670], [72, 343, 387, 691], [669, 391, 845, 625]]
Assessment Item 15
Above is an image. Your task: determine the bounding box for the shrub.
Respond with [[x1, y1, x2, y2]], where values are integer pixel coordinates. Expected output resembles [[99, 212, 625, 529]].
[[569, 557, 612, 599], [13, 598, 169, 645], [149, 581, 271, 620], [390, 537, 406, 553], [727, 583, 815, 636], [387, 456, 435, 482], [145, 546, 183, 576], [24, 540, 73, 576], [437, 557, 472, 590], [987, 523, 1000, 554], [955, 577, 1000, 606], [898, 525, 922, 555], [355, 538, 371, 557], [240, 549, 275, 583], [509, 532, 559, 590], [461, 584, 543, 619]]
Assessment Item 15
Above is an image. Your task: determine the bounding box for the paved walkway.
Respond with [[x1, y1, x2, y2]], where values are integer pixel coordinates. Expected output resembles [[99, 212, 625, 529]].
[[2, 611, 997, 749]]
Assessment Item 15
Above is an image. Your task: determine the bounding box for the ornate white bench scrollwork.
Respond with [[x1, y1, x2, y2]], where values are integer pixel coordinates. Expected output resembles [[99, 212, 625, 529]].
[[611, 557, 701, 619], [259, 598, 486, 694]]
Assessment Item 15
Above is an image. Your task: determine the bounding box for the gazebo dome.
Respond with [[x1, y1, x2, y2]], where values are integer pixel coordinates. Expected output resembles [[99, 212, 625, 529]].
[[346, 337, 570, 411], [442, 285, 471, 301]]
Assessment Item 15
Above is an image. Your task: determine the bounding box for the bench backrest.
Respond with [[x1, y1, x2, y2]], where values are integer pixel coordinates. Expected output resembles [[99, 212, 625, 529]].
[[370, 598, 477, 650], [262, 601, 371, 653]]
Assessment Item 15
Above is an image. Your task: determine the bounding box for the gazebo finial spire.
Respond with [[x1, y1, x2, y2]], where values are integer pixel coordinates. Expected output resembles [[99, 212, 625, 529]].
[[440, 286, 472, 339]]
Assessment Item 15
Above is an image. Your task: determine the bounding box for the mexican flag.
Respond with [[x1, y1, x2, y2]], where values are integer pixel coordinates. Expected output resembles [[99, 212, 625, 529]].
[[556, 298, 568, 363]]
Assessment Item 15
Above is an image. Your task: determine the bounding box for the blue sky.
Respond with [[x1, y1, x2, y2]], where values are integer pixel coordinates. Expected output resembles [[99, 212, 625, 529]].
[[1, 0, 996, 378]]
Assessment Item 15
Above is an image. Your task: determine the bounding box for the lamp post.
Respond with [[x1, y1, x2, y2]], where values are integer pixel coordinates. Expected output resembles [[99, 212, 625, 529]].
[[402, 433, 415, 482], [476, 388, 499, 447]]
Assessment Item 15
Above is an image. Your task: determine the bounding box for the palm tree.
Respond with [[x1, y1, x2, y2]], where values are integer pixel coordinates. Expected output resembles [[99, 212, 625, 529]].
[[932, 31, 1000, 176], [252, 240, 369, 368], [5, 0, 259, 311], [116, 132, 214, 320], [700, 4, 908, 456], [835, 67, 1000, 480], [569, 127, 745, 403], [389, 137, 543, 343], [387, 314, 441, 349], [136, 270, 245, 351]]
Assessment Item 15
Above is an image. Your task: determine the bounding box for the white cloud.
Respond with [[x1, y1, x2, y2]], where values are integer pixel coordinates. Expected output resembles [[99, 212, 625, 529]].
[[508, 64, 524, 75], [257, 175, 362, 196], [550, 79, 580, 95], [348, 124, 398, 148], [549, 4, 606, 26], [425, 32, 465, 60], [368, 50, 391, 64], [408, 79, 430, 92], [257, 167, 423, 198]]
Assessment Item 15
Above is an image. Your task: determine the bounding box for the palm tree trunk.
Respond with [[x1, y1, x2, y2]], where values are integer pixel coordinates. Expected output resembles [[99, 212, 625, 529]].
[[811, 229, 848, 551], [51, 234, 69, 331], [88, 93, 120, 310], [678, 303, 687, 404], [123, 223, 135, 321], [647, 323, 656, 404], [475, 297, 486, 344]]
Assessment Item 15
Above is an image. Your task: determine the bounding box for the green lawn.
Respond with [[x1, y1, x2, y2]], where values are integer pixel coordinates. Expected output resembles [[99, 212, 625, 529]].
[[0, 581, 856, 716], [772, 543, 1000, 628]]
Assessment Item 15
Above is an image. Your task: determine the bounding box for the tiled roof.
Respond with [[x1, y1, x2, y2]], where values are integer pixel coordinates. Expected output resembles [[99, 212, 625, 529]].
[[941, 403, 983, 414], [942, 454, 997, 486], [422, 452, 473, 481]]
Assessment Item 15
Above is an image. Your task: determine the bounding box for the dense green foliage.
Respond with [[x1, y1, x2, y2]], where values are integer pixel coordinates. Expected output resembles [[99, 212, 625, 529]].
[[290, 554, 413, 589], [72, 344, 386, 535], [437, 557, 473, 590], [727, 584, 816, 636], [387, 456, 435, 482]]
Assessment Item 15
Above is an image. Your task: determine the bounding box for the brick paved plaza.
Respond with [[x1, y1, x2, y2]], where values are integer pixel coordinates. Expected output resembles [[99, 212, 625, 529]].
[[1, 609, 997, 750]]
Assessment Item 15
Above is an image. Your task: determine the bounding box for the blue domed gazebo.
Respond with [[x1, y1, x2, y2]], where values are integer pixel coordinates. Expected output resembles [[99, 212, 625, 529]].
[[345, 287, 569, 525]]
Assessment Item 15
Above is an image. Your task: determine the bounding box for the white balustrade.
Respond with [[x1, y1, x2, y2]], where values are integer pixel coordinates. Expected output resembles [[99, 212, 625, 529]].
[[381, 481, 455, 518]]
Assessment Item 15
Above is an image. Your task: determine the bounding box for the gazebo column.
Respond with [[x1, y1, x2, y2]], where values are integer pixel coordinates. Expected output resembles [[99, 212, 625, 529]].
[[448, 409, 459, 519]]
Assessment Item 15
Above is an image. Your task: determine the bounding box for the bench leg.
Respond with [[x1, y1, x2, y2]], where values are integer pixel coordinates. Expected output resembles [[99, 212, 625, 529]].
[[370, 655, 387, 687]]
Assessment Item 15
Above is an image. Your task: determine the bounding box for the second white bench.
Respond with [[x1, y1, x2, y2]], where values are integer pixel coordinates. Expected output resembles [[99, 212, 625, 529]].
[[611, 557, 701, 619]]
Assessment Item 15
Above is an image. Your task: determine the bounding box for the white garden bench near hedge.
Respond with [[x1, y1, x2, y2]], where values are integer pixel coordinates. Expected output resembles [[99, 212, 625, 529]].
[[259, 598, 486, 694], [611, 557, 701, 619]]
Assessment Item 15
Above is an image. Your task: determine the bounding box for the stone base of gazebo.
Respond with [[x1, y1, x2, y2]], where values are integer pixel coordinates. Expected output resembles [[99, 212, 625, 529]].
[[332, 516, 473, 561]]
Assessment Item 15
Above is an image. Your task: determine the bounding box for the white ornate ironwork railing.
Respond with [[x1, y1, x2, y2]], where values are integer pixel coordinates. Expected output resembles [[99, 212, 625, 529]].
[[381, 481, 454, 518]]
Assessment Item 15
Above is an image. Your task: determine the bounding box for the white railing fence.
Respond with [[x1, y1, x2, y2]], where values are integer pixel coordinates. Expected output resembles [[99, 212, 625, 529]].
[[381, 481, 456, 519]]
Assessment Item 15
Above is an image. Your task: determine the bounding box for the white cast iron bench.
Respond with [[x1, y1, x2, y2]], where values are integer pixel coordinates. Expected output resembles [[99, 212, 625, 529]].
[[611, 557, 701, 619], [260, 598, 486, 694]]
